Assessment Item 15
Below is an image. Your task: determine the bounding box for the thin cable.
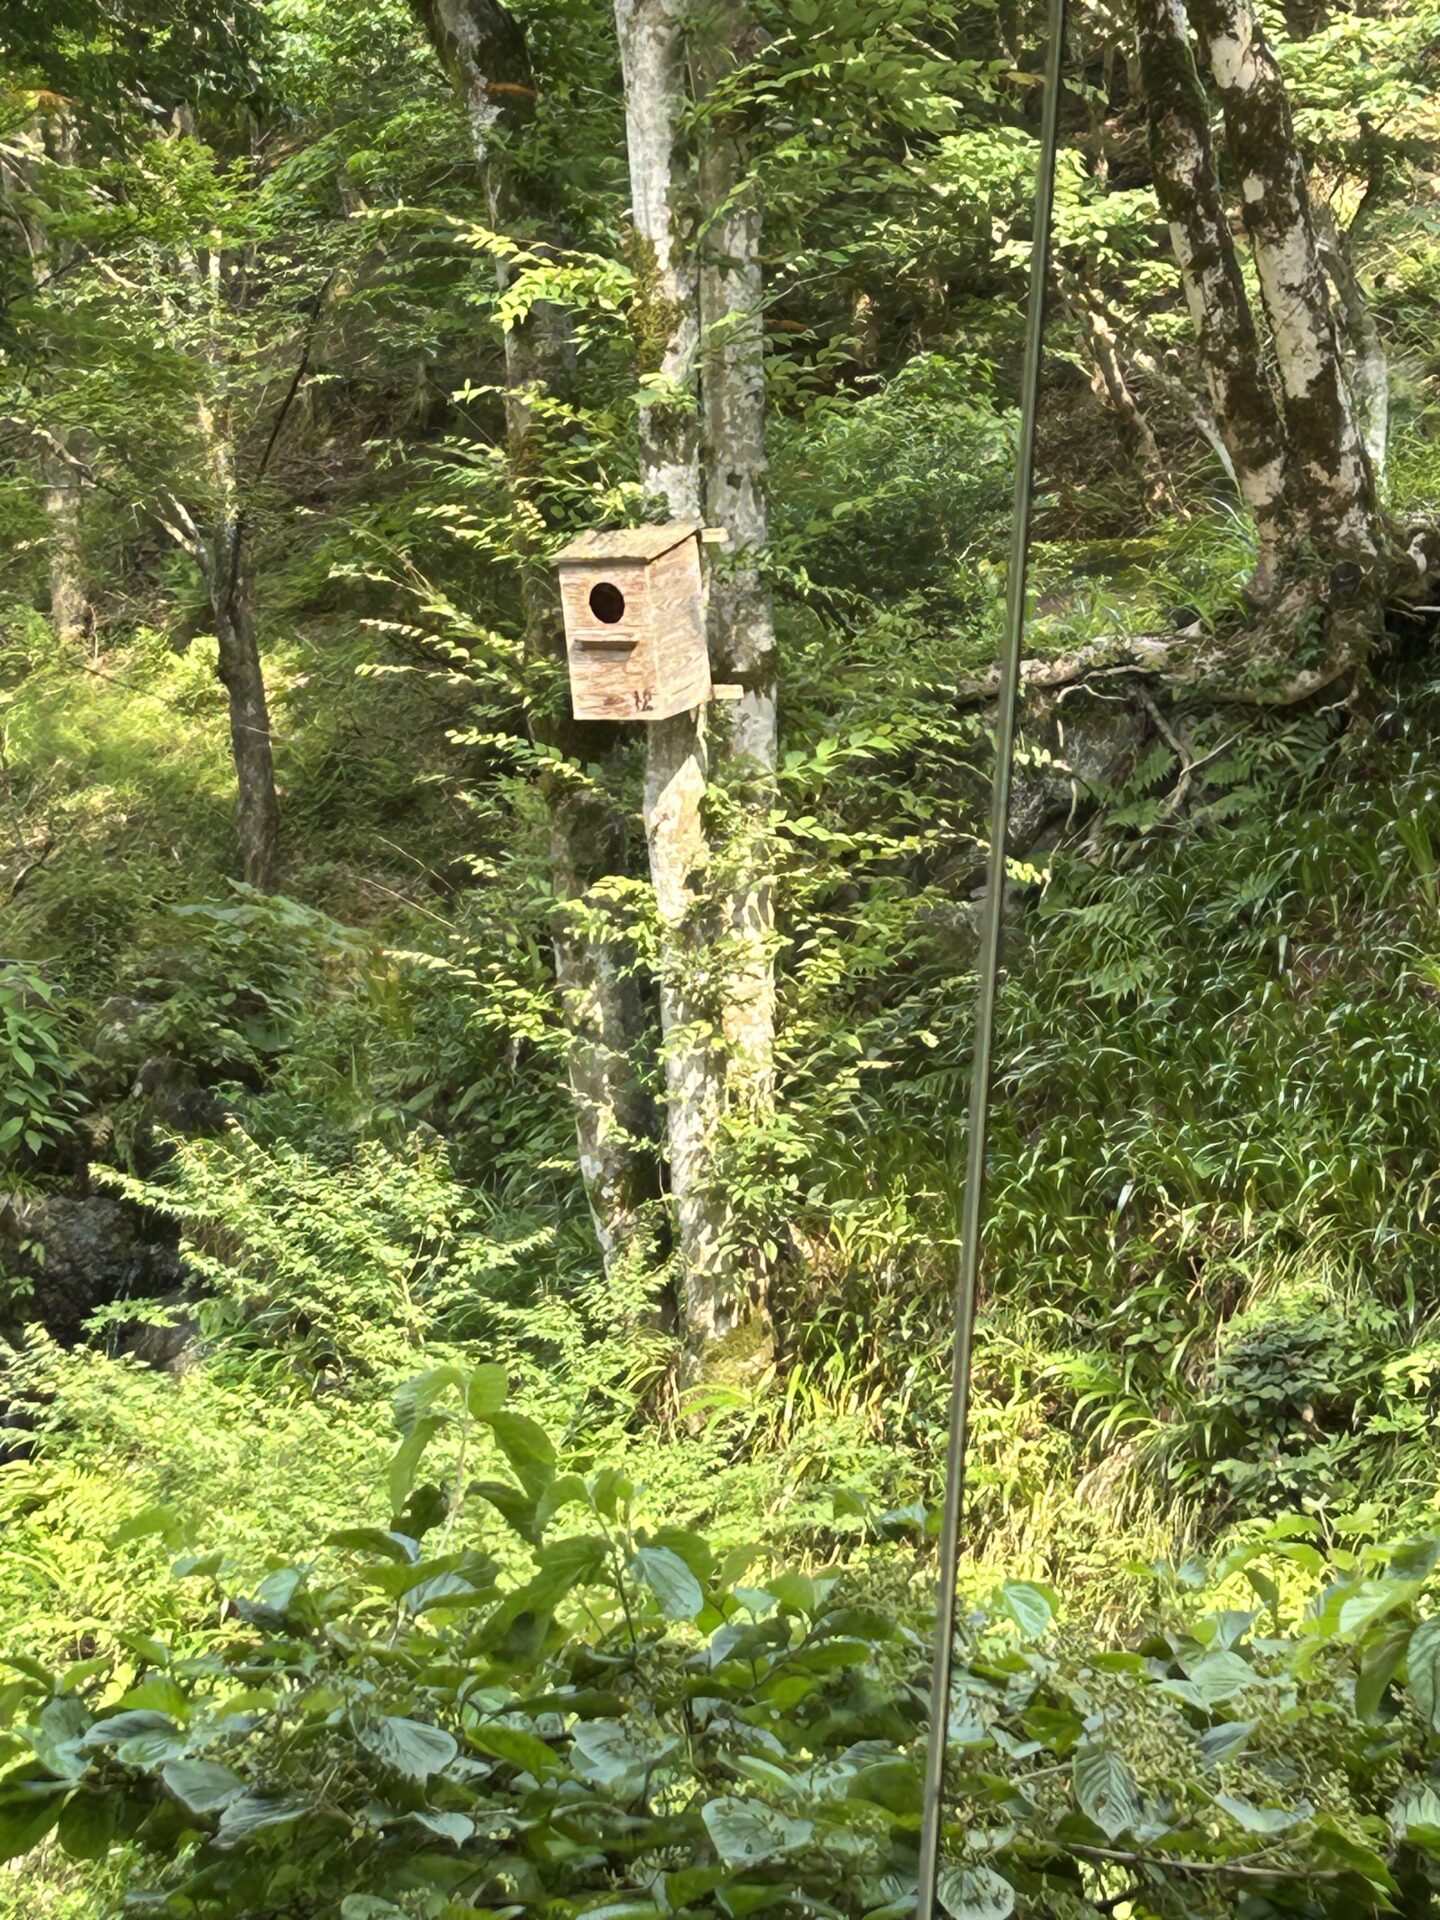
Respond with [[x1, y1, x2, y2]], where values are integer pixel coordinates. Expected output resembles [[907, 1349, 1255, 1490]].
[[914, 4, 1067, 1913]]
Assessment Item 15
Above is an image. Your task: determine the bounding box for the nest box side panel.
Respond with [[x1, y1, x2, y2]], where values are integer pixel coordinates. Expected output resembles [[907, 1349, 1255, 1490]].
[[560, 561, 657, 721], [648, 538, 710, 717]]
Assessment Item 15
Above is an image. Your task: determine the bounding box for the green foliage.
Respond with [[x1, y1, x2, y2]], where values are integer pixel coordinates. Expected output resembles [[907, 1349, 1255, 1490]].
[[11, 1375, 1440, 1918], [95, 1124, 551, 1381], [0, 964, 77, 1165], [2, 0, 1440, 1912]]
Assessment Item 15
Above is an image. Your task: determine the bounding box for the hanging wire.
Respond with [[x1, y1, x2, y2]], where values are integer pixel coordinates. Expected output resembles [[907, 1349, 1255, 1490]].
[[914, 2, 1068, 1912]]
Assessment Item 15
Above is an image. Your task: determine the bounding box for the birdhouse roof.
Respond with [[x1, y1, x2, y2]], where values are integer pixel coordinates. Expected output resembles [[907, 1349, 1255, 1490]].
[[555, 521, 701, 566]]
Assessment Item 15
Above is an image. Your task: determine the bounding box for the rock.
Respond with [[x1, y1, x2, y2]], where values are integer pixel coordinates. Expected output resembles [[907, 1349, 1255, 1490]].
[[0, 1192, 186, 1347], [128, 1056, 229, 1140], [90, 994, 162, 1067]]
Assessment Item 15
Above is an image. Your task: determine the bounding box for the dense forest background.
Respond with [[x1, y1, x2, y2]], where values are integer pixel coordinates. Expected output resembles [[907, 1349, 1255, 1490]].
[[3, 0, 1440, 1911]]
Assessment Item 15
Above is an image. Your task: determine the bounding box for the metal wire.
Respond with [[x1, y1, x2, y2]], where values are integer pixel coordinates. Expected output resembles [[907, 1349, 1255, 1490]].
[[914, 3, 1068, 1912]]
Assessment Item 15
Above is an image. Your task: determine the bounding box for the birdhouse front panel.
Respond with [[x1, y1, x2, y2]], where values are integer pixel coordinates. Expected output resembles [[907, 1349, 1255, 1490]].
[[556, 522, 711, 722]]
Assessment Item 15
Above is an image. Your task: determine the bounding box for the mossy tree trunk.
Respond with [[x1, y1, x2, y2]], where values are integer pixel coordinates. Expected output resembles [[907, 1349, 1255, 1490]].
[[691, 0, 778, 1306], [1186, 0, 1379, 575], [1135, 0, 1386, 657], [615, 0, 734, 1347], [1132, 0, 1289, 599], [415, 0, 660, 1276], [615, 0, 783, 1357]]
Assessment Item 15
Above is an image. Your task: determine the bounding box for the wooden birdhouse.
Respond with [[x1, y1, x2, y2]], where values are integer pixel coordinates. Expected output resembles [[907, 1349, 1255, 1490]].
[[556, 522, 714, 722]]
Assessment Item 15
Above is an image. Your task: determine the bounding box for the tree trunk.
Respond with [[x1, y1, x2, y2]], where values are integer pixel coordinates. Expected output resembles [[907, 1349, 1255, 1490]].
[[41, 446, 89, 648], [691, 0, 778, 1313], [617, 0, 741, 1347], [415, 0, 660, 1271], [211, 546, 281, 893], [1187, 0, 1380, 571], [3, 117, 94, 646], [1056, 265, 1174, 511], [1132, 0, 1289, 596], [1315, 208, 1388, 486], [197, 347, 281, 893]]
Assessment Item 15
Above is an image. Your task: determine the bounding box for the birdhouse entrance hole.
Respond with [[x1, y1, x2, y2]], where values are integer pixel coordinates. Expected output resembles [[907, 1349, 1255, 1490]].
[[589, 581, 626, 624], [555, 521, 713, 721]]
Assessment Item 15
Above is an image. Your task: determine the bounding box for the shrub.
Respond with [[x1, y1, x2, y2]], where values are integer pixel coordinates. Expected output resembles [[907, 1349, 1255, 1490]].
[[8, 1366, 1440, 1918], [0, 965, 78, 1166]]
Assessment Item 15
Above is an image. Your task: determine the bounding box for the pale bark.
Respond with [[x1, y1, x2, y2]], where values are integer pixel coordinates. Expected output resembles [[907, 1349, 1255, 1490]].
[[1133, 0, 1288, 596], [1315, 207, 1387, 485], [416, 0, 660, 1268], [618, 0, 740, 1345], [1187, 0, 1379, 566], [692, 0, 778, 1121], [41, 451, 88, 647]]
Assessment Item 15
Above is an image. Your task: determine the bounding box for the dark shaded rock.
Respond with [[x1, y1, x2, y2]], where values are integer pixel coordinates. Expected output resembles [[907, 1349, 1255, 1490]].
[[0, 1193, 186, 1346], [116, 1291, 201, 1372], [128, 1056, 229, 1145]]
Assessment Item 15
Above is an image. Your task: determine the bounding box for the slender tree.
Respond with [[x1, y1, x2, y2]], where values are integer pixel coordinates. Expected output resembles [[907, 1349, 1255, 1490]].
[[616, 0, 778, 1353], [692, 0, 778, 1118], [414, 0, 660, 1274], [614, 0, 722, 1343], [0, 116, 94, 649]]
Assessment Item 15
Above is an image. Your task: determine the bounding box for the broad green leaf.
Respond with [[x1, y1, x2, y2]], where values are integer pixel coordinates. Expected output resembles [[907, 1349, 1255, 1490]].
[[1407, 1617, 1440, 1732], [765, 1571, 815, 1615], [80, 1711, 177, 1749], [1072, 1741, 1142, 1840], [162, 1759, 244, 1816], [466, 1364, 508, 1416], [484, 1411, 556, 1498], [120, 1676, 190, 1719], [1390, 1782, 1440, 1847], [108, 1506, 186, 1551], [388, 1415, 443, 1515], [536, 1473, 590, 1534], [410, 1809, 473, 1843], [571, 1719, 677, 1794], [589, 1467, 633, 1518], [470, 1478, 539, 1540], [702, 1795, 813, 1867], [30, 1697, 89, 1779], [327, 1528, 420, 1564], [1180, 1650, 1257, 1705], [467, 1723, 560, 1775], [394, 1366, 462, 1435], [215, 1794, 308, 1847], [936, 1866, 1015, 1920], [0, 1782, 66, 1863], [115, 1730, 186, 1767], [633, 1545, 705, 1622], [357, 1715, 458, 1782], [996, 1580, 1055, 1641], [1311, 1819, 1398, 1892], [57, 1790, 117, 1861], [1196, 1719, 1255, 1767], [1214, 1792, 1313, 1834], [1356, 1623, 1410, 1723]]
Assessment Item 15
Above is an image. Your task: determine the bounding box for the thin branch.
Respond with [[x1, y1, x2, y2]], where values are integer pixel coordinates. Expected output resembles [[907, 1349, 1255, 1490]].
[[1066, 1841, 1342, 1884]]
